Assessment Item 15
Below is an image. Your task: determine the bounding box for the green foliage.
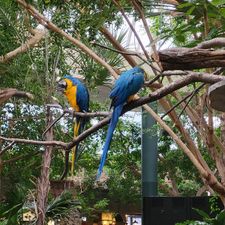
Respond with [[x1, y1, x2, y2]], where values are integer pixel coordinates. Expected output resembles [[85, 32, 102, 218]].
[[150, 0, 225, 48], [0, 184, 27, 225], [176, 197, 225, 225], [158, 125, 202, 196], [75, 110, 142, 219], [46, 191, 81, 220], [1, 0, 225, 223]]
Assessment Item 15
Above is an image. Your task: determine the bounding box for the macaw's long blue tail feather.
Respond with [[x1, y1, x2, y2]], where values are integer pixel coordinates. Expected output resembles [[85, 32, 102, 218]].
[[96, 104, 123, 180]]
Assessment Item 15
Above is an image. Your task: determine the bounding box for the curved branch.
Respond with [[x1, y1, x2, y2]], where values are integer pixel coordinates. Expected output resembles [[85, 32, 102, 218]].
[[0, 88, 34, 105], [16, 0, 118, 78], [126, 72, 225, 110], [0, 141, 15, 156], [0, 28, 47, 63], [1, 72, 224, 150]]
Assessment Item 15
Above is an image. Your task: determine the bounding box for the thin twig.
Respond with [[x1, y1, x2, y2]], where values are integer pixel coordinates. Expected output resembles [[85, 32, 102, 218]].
[[0, 141, 15, 156], [129, 0, 160, 65], [161, 92, 193, 119], [42, 111, 66, 139], [3, 151, 40, 164], [113, 0, 150, 60], [0, 136, 66, 148], [91, 41, 155, 69], [145, 74, 163, 86], [178, 84, 205, 119]]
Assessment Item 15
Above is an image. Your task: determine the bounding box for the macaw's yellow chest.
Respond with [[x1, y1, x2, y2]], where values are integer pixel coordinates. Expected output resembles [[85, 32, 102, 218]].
[[64, 85, 80, 112]]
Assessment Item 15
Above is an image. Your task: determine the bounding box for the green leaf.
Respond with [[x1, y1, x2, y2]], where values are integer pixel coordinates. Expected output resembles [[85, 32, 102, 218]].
[[186, 6, 196, 15], [193, 208, 210, 219], [219, 8, 225, 17], [214, 210, 225, 225], [177, 2, 193, 9], [211, 0, 225, 6]]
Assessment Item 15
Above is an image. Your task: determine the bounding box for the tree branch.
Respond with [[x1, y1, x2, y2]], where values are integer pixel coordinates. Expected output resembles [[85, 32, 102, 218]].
[[0, 136, 66, 148], [196, 37, 225, 49], [112, 0, 150, 61], [1, 72, 224, 149], [16, 0, 118, 78], [157, 47, 225, 70], [0, 88, 34, 105], [0, 141, 15, 156], [100, 27, 137, 67], [91, 40, 154, 69], [0, 28, 47, 63]]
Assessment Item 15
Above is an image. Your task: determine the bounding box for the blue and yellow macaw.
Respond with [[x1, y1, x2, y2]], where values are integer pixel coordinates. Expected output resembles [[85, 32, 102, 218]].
[[57, 75, 89, 179], [97, 67, 144, 179]]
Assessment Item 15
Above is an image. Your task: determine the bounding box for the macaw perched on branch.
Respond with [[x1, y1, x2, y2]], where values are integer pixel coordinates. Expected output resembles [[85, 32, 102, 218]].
[[57, 75, 89, 179], [97, 67, 145, 180]]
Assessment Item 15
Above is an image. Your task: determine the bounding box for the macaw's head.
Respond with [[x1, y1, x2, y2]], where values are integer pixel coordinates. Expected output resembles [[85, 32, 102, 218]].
[[56, 75, 74, 93]]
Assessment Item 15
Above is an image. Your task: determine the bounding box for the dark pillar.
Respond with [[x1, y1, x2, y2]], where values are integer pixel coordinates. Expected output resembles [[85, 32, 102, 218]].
[[142, 103, 158, 224]]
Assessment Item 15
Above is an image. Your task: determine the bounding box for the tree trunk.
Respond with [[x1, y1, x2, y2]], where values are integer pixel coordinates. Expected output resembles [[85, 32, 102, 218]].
[[36, 106, 53, 225]]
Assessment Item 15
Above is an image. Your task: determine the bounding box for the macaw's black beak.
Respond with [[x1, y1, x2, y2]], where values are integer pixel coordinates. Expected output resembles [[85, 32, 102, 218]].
[[56, 79, 67, 93]]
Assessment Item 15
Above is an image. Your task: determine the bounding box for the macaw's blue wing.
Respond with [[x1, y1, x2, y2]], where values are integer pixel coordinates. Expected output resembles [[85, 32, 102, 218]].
[[75, 81, 90, 141], [96, 67, 144, 180]]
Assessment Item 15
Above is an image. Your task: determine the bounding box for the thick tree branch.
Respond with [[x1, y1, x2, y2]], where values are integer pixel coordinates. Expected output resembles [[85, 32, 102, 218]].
[[126, 72, 225, 110], [196, 37, 225, 49], [157, 48, 225, 70]]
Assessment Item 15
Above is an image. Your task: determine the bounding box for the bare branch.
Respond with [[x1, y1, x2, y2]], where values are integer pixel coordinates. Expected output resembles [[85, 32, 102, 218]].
[[91, 41, 156, 69], [72, 111, 110, 118], [0, 141, 15, 156], [177, 84, 205, 119], [42, 111, 66, 139], [0, 136, 66, 148], [129, 0, 161, 69], [16, 0, 118, 78], [1, 72, 225, 150], [126, 72, 225, 110], [112, 0, 150, 61], [0, 88, 34, 105], [3, 151, 39, 164], [161, 92, 193, 119], [100, 27, 137, 67], [0, 28, 47, 63]]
